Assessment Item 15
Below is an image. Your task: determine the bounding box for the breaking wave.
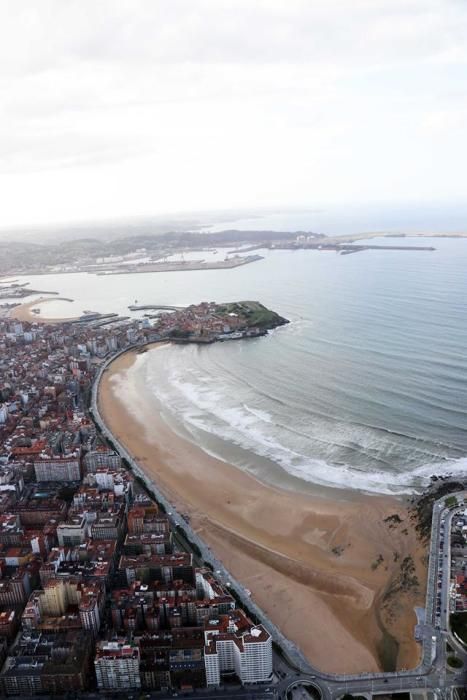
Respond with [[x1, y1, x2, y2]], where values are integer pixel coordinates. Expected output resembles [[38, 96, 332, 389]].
[[142, 352, 467, 495]]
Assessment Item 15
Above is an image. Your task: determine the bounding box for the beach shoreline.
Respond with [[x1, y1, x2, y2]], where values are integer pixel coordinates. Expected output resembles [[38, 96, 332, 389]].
[[98, 345, 427, 674], [8, 297, 79, 324]]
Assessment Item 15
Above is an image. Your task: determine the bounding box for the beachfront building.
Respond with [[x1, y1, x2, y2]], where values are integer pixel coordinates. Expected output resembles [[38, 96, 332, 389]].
[[83, 449, 121, 473], [203, 610, 273, 686], [119, 552, 194, 585], [127, 499, 168, 534]]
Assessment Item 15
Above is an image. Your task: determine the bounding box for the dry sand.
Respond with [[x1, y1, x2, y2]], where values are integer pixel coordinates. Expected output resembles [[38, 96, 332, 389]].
[[9, 297, 80, 324], [98, 347, 427, 674]]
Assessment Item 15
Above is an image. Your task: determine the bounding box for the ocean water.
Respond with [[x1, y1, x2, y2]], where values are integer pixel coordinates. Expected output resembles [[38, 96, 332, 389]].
[[202, 203, 467, 236], [13, 235, 467, 495]]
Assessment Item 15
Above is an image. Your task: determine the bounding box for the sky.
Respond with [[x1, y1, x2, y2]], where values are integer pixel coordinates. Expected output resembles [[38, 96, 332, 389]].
[[1, 0, 467, 228]]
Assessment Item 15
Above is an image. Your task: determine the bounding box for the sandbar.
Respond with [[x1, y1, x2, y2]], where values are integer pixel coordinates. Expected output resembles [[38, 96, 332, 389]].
[[9, 297, 80, 324]]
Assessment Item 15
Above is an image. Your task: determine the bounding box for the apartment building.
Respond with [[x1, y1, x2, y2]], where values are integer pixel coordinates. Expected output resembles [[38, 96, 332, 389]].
[[83, 449, 121, 473], [0, 567, 33, 606], [90, 507, 125, 541], [22, 578, 104, 637], [34, 455, 81, 482], [94, 639, 141, 690], [127, 501, 168, 535], [0, 630, 92, 696], [57, 515, 87, 546], [120, 552, 194, 586], [204, 611, 272, 686]]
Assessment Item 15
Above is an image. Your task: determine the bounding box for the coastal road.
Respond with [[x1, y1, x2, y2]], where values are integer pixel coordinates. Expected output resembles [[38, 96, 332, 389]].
[[273, 491, 467, 699]]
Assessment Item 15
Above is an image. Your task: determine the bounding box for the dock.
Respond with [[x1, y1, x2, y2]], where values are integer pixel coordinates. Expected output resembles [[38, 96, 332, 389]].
[[95, 254, 263, 275]]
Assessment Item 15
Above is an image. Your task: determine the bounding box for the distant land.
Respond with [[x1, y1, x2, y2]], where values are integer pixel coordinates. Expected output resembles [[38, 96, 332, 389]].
[[1, 228, 465, 278]]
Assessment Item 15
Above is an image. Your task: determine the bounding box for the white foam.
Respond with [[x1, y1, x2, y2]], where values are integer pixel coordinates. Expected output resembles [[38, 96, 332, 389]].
[[146, 366, 467, 496], [242, 404, 273, 424]]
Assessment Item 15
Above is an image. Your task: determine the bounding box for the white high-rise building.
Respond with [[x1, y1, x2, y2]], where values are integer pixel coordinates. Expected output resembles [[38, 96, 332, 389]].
[[79, 595, 101, 637], [83, 450, 121, 473], [204, 610, 272, 686], [94, 639, 141, 690], [0, 405, 8, 424]]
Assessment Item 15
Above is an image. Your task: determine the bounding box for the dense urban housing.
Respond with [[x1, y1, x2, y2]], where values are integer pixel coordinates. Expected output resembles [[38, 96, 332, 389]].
[[0, 307, 276, 694]]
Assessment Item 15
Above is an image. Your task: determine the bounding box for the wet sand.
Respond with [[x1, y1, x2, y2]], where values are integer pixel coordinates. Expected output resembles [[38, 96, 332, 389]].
[[98, 346, 427, 674]]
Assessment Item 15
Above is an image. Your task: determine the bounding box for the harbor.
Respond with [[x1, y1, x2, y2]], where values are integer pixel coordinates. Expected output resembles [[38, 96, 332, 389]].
[[95, 254, 264, 275]]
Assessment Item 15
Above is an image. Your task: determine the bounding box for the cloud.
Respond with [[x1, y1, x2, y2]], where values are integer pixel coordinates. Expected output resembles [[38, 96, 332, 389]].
[[2, 0, 466, 75], [0, 0, 466, 226]]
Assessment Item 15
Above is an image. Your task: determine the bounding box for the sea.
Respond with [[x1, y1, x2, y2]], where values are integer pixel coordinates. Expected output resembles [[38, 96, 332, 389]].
[[5, 209, 467, 496]]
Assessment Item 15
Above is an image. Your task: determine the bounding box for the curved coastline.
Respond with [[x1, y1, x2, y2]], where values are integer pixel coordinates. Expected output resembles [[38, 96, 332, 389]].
[[95, 343, 427, 674], [8, 296, 78, 323]]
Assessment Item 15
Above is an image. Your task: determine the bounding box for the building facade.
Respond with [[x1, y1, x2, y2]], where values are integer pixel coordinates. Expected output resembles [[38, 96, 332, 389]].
[[34, 457, 80, 482], [204, 612, 272, 686], [94, 639, 141, 690]]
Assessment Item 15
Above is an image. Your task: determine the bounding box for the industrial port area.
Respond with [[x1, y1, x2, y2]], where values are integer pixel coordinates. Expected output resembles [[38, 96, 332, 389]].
[[0, 228, 453, 280]]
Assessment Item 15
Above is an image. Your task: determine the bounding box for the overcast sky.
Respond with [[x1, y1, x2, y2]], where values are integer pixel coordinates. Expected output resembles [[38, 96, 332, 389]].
[[1, 0, 466, 228]]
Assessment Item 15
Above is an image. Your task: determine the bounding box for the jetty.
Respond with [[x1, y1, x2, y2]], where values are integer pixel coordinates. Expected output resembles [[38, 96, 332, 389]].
[[128, 304, 185, 312], [70, 312, 120, 325], [269, 242, 436, 254], [91, 315, 130, 328], [0, 287, 60, 300]]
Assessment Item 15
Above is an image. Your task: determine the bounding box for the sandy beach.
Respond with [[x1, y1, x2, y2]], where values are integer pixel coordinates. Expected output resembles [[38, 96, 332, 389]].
[[98, 346, 427, 674], [9, 297, 80, 324]]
